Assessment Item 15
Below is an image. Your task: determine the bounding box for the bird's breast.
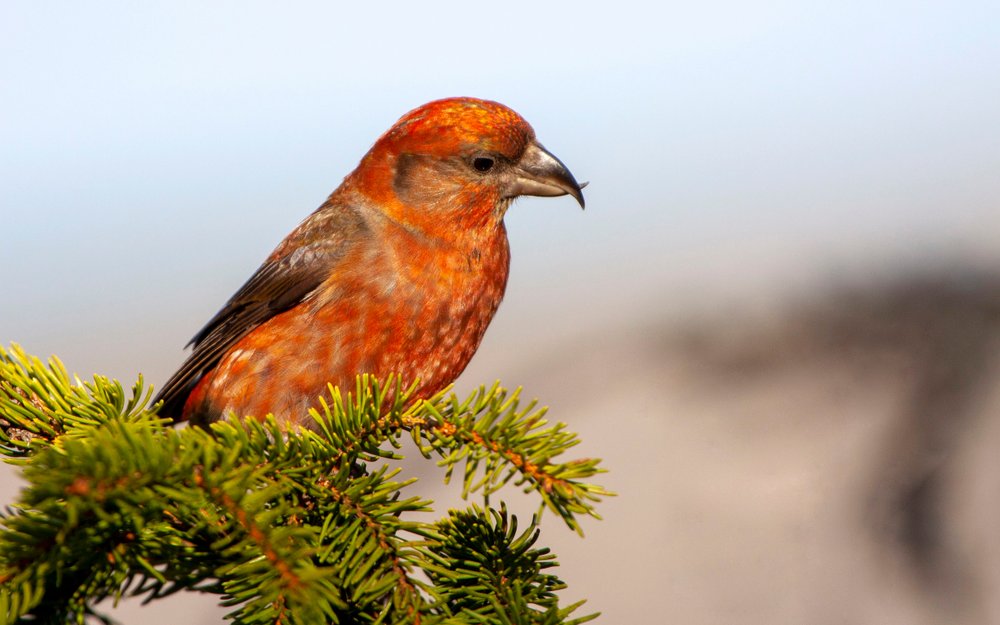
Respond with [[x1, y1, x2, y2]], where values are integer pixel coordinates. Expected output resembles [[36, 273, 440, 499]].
[[195, 220, 511, 428], [315, 221, 511, 397]]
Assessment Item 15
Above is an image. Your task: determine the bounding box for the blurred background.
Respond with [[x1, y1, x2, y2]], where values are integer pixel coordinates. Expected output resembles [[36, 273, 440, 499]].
[[3, 1, 1000, 623]]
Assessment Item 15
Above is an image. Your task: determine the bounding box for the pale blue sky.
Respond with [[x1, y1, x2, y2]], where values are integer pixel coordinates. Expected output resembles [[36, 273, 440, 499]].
[[3, 0, 1000, 386]]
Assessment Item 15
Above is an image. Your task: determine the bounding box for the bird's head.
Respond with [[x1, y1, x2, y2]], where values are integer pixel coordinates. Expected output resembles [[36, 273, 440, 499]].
[[348, 97, 584, 235]]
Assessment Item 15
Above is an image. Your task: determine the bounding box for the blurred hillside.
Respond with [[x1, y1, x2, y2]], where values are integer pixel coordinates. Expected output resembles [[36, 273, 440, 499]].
[[485, 265, 1000, 624]]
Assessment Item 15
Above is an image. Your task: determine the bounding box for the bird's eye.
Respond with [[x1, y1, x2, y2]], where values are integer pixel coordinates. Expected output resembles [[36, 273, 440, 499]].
[[472, 156, 495, 173]]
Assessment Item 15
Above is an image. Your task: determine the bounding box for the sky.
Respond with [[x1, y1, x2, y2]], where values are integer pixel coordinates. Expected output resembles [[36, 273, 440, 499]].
[[2, 2, 1000, 622], [4, 1, 1000, 384]]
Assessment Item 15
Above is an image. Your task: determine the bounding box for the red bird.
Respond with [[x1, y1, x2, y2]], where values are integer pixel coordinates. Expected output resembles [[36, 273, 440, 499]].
[[154, 98, 584, 429]]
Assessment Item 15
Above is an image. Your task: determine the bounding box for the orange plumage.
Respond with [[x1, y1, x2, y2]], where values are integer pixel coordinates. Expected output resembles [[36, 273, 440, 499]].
[[154, 98, 584, 428]]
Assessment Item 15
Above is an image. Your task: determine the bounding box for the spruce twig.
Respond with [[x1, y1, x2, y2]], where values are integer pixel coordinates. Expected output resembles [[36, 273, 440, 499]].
[[0, 344, 609, 624]]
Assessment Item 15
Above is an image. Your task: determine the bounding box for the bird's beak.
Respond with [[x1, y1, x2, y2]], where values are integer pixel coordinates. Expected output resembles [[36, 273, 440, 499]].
[[508, 141, 585, 209]]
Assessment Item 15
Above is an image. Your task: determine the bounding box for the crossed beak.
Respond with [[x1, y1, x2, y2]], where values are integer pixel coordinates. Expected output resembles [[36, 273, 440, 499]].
[[508, 141, 586, 209]]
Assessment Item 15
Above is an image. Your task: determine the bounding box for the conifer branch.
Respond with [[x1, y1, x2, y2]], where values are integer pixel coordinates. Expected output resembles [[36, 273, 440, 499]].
[[0, 344, 608, 624], [400, 385, 610, 534]]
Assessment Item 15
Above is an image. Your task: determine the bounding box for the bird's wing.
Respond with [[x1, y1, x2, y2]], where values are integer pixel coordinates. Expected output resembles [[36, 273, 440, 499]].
[[154, 205, 366, 419]]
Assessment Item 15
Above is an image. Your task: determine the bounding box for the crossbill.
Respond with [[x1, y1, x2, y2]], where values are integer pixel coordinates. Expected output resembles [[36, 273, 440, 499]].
[[154, 97, 584, 429]]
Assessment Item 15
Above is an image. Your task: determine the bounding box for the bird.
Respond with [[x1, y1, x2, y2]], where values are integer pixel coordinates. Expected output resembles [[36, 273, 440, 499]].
[[153, 97, 584, 429]]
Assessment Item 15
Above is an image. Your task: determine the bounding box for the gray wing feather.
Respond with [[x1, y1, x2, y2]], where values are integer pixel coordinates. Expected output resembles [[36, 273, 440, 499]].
[[153, 204, 366, 419]]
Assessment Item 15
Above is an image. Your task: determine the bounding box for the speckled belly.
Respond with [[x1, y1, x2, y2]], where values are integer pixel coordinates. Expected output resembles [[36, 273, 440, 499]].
[[184, 231, 509, 428]]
